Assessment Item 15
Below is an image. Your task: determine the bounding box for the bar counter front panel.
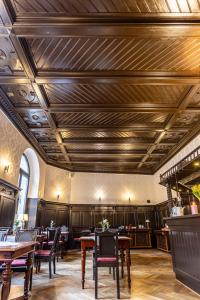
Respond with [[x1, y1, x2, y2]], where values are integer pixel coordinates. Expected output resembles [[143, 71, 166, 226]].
[[165, 214, 200, 295]]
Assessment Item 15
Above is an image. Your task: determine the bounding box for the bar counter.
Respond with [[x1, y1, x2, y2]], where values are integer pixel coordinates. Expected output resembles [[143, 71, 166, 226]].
[[165, 214, 200, 295]]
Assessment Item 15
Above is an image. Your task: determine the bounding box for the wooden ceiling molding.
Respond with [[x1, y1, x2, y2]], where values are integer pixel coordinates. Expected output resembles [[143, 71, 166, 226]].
[[0, 0, 200, 174]]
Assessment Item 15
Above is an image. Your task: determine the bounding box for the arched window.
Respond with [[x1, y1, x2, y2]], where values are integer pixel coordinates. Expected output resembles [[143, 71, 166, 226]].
[[17, 154, 30, 216]]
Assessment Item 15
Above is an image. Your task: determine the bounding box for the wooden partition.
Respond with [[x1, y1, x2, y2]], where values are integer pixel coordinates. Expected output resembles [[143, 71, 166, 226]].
[[165, 214, 200, 295]]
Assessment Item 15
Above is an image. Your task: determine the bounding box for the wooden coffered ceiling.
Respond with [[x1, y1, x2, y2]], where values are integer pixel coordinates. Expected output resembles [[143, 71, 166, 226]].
[[0, 0, 200, 174]]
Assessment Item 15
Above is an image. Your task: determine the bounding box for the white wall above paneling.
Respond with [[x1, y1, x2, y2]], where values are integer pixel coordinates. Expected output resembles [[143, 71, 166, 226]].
[[70, 172, 155, 205]]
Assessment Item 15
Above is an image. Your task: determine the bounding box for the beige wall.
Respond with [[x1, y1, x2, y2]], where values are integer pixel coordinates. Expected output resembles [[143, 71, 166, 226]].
[[70, 172, 155, 205], [43, 165, 71, 203]]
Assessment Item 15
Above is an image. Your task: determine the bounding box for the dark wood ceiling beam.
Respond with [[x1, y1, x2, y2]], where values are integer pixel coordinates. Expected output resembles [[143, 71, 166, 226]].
[[29, 126, 189, 133], [13, 13, 200, 24], [0, 73, 199, 86], [138, 85, 200, 169], [57, 125, 191, 131], [0, 76, 31, 84], [13, 24, 200, 38], [70, 160, 155, 164], [65, 150, 165, 156], [35, 73, 200, 85], [69, 167, 153, 175], [61, 137, 155, 144], [14, 106, 200, 114]]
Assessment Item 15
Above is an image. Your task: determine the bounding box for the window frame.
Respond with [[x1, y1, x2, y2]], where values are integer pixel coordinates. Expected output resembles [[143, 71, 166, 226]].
[[18, 154, 30, 214]]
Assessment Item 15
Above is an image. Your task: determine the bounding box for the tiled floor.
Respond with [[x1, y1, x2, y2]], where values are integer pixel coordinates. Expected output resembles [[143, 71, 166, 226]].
[[8, 249, 200, 300]]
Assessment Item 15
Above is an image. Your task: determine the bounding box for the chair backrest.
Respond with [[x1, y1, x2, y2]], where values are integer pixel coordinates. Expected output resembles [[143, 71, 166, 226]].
[[60, 225, 68, 232], [50, 227, 61, 253], [15, 229, 37, 242], [0, 229, 8, 241], [80, 229, 91, 237], [95, 230, 118, 258], [47, 228, 57, 242]]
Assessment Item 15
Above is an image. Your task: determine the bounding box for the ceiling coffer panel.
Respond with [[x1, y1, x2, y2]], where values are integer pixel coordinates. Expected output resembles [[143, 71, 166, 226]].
[[60, 130, 157, 139], [45, 84, 188, 106], [12, 0, 200, 14], [54, 112, 169, 126], [27, 37, 200, 73]]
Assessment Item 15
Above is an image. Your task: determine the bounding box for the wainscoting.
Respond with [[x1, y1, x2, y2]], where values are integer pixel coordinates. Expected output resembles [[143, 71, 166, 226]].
[[29, 199, 171, 232]]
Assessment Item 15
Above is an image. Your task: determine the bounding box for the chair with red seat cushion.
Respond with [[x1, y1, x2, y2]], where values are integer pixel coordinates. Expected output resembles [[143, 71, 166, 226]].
[[42, 228, 64, 261], [35, 227, 61, 279], [93, 230, 120, 299]]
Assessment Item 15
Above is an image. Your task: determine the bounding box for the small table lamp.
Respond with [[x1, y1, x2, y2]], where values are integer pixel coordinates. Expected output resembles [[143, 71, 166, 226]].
[[145, 219, 150, 229], [18, 214, 28, 229]]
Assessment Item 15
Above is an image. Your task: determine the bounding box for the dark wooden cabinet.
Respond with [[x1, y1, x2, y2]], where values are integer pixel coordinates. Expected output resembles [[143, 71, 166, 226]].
[[128, 229, 152, 248], [0, 179, 19, 228]]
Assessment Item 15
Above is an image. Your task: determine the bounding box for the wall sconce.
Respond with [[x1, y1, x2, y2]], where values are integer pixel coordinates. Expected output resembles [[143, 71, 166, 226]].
[[4, 164, 10, 173], [1, 159, 10, 173], [56, 189, 62, 201], [99, 197, 101, 202]]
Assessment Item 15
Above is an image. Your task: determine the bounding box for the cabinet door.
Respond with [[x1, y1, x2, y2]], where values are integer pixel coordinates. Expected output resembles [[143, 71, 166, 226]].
[[0, 196, 15, 227]]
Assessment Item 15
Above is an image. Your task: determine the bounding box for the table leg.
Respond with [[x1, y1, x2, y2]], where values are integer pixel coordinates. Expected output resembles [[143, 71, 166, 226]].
[[24, 252, 33, 300], [1, 262, 12, 300], [120, 249, 124, 278], [126, 248, 131, 289], [81, 247, 86, 289]]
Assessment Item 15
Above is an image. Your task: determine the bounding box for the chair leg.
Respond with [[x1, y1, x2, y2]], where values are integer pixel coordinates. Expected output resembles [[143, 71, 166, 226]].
[[113, 267, 115, 280], [95, 267, 98, 299], [29, 268, 33, 291], [109, 267, 111, 274], [49, 259, 52, 279], [116, 266, 120, 299], [53, 257, 56, 274]]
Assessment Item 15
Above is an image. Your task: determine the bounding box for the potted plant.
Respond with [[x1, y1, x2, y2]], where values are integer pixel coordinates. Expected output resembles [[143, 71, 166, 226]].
[[99, 218, 110, 231]]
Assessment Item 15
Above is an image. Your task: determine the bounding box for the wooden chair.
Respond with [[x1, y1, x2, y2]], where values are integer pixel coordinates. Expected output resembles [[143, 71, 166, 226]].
[[93, 230, 120, 299], [43, 227, 64, 260], [35, 227, 61, 279]]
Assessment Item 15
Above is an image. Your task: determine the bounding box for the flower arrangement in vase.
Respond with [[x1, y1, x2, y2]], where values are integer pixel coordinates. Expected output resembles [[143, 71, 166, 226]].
[[191, 184, 200, 200], [99, 218, 110, 231]]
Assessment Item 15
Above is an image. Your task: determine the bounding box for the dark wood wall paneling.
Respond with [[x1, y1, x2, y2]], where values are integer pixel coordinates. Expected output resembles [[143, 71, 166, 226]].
[[0, 179, 19, 227], [34, 199, 171, 232], [35, 199, 69, 228]]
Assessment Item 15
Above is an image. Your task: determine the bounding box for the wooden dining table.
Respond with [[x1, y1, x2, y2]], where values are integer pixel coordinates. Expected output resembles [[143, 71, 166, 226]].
[[0, 241, 36, 300], [79, 236, 131, 289]]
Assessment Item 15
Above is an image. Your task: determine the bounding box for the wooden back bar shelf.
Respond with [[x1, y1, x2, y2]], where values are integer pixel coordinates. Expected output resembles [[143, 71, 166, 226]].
[[165, 214, 200, 295]]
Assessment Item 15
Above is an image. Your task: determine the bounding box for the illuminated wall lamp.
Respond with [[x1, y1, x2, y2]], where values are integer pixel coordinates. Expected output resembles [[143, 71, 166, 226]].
[[4, 164, 10, 173]]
